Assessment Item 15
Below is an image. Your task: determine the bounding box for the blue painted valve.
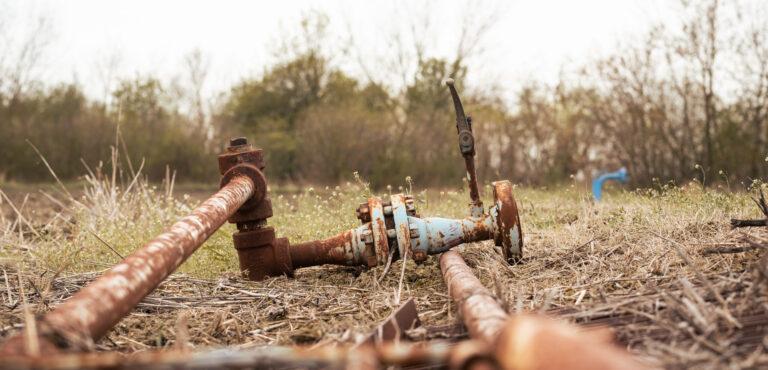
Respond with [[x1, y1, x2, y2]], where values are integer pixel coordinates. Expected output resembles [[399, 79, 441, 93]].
[[241, 80, 524, 280], [281, 80, 524, 277]]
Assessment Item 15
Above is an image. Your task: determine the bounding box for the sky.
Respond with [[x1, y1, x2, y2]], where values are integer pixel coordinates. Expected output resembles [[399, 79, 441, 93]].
[[2, 0, 675, 104]]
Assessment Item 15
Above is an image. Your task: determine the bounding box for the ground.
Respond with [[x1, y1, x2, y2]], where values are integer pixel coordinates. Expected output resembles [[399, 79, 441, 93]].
[[1, 172, 767, 369]]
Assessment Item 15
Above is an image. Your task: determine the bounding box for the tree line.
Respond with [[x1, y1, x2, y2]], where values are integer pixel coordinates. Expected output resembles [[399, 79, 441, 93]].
[[1, 0, 766, 188]]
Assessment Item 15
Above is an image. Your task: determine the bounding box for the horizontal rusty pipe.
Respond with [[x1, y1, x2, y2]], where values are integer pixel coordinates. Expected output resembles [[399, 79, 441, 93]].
[[440, 250, 651, 370], [0, 340, 488, 370], [0, 176, 255, 355], [289, 230, 369, 269], [281, 213, 498, 272], [243, 182, 523, 281]]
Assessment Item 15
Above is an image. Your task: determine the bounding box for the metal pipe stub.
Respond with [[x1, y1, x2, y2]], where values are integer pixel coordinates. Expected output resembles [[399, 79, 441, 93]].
[[218, 138, 272, 224]]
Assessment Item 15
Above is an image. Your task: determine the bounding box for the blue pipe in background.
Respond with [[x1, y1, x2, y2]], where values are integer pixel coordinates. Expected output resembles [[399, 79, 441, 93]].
[[592, 167, 628, 201]]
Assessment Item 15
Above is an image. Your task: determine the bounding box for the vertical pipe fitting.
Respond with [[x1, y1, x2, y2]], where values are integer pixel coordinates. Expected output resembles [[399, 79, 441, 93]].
[[218, 138, 296, 281]]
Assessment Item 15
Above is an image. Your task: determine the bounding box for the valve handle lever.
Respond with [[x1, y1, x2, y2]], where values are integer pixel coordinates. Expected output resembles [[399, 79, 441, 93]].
[[445, 78, 482, 211], [445, 78, 475, 156]]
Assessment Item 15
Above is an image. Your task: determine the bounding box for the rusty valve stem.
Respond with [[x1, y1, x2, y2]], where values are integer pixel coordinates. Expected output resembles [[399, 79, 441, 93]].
[[231, 83, 524, 281]]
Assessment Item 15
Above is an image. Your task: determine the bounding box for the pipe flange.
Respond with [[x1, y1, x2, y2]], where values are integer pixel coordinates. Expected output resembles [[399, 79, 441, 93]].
[[367, 197, 390, 266], [390, 194, 421, 262], [492, 180, 523, 263], [220, 163, 267, 210]]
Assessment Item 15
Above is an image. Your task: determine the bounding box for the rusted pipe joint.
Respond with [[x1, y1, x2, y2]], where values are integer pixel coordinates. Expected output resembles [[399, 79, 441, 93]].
[[219, 137, 296, 281], [246, 181, 523, 281], [227, 81, 525, 281], [218, 138, 273, 223], [233, 227, 293, 280]]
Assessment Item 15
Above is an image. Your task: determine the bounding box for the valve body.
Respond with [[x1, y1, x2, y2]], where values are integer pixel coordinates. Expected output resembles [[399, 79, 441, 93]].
[[225, 182, 523, 281], [223, 82, 524, 281]]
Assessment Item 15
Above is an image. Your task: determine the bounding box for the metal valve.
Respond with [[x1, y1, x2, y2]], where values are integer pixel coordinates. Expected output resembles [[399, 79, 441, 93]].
[[223, 81, 523, 281]]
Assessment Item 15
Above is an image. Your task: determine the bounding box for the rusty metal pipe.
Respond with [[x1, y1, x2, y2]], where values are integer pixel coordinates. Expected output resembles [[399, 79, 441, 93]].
[[1, 176, 255, 355], [289, 230, 368, 268], [440, 250, 508, 344], [464, 156, 482, 211], [242, 180, 523, 281], [440, 250, 651, 370]]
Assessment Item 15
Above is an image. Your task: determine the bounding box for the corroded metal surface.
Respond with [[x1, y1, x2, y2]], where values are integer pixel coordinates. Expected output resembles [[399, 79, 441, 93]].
[[491, 181, 523, 263], [368, 197, 389, 265], [290, 229, 366, 268], [445, 78, 482, 217], [439, 250, 508, 344], [390, 194, 414, 260], [410, 216, 494, 256], [218, 140, 273, 224], [262, 187, 521, 279], [363, 298, 421, 345], [233, 227, 293, 280], [1, 176, 255, 354]]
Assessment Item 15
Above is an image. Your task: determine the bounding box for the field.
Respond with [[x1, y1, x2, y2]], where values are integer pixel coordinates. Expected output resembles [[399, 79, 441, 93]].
[[1, 171, 768, 369]]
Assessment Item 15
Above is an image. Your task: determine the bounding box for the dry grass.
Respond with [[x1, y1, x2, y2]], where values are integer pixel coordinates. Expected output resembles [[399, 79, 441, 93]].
[[1, 164, 768, 368]]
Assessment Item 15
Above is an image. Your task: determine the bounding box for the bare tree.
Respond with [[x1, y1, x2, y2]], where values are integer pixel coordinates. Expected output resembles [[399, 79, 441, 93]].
[[671, 0, 721, 178], [733, 2, 768, 179], [94, 51, 124, 109], [0, 10, 51, 102], [183, 49, 211, 137]]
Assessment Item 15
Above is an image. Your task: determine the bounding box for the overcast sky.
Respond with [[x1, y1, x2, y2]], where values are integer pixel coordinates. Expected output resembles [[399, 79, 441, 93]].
[[3, 0, 675, 103]]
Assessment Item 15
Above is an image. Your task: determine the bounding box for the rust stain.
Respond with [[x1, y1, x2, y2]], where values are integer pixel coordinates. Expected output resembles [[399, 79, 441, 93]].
[[441, 250, 649, 370], [289, 230, 359, 268], [492, 181, 523, 263], [368, 197, 389, 265]]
